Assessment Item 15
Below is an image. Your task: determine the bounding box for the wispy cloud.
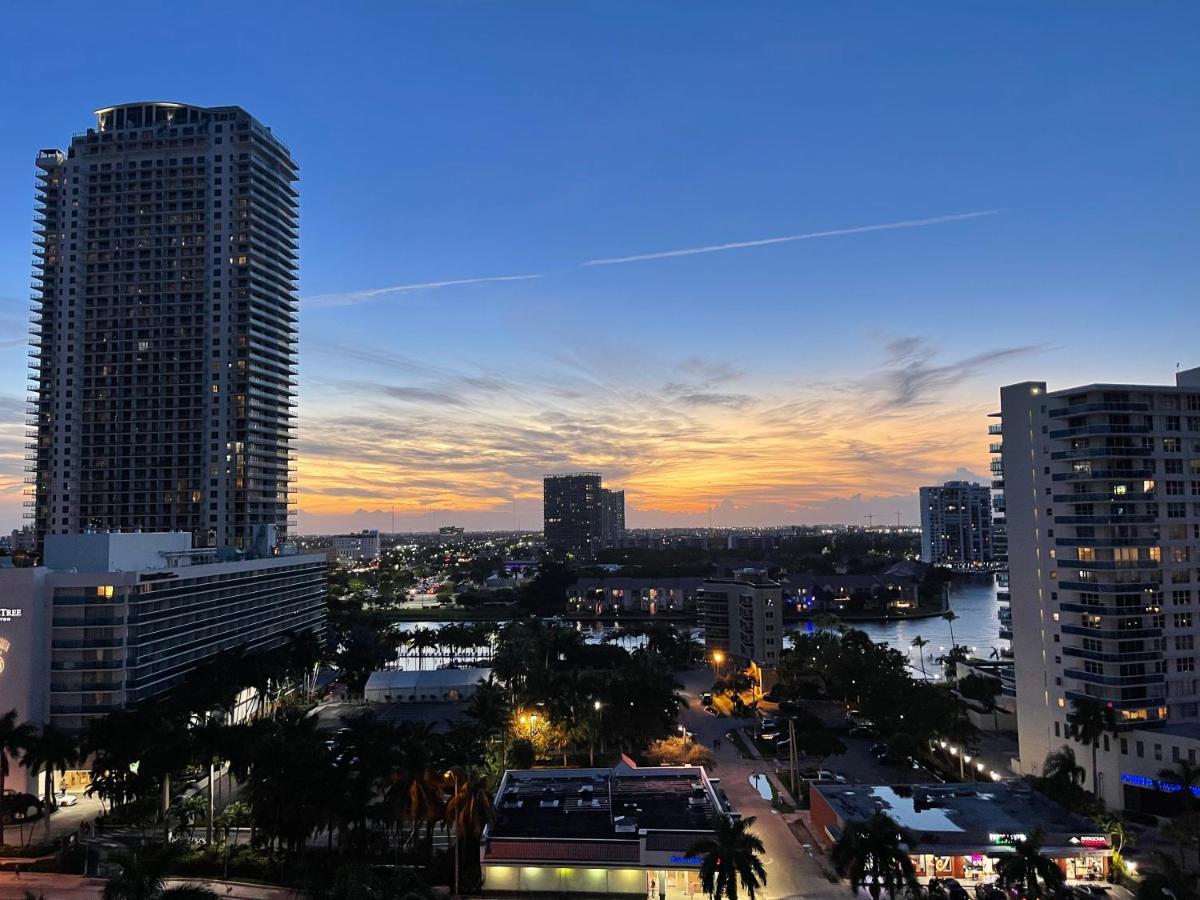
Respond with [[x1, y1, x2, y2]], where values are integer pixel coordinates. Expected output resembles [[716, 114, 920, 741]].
[[303, 273, 542, 308], [580, 210, 1000, 266]]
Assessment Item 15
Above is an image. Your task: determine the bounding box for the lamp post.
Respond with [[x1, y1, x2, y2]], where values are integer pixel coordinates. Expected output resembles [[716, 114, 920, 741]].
[[445, 770, 460, 898], [591, 700, 602, 766], [713, 651, 725, 679]]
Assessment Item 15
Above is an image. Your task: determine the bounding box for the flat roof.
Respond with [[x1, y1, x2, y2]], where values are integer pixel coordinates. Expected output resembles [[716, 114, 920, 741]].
[[814, 783, 1108, 855], [488, 764, 726, 846], [364, 667, 491, 691]]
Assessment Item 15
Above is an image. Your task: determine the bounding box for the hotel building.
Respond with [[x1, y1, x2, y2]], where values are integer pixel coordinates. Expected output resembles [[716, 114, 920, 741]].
[[29, 102, 299, 552], [0, 530, 326, 794], [1000, 367, 1200, 811]]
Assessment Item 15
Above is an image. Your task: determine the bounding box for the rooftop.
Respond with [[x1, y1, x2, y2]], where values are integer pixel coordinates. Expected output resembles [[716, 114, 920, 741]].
[[364, 667, 491, 692], [814, 783, 1108, 854], [488, 763, 728, 847]]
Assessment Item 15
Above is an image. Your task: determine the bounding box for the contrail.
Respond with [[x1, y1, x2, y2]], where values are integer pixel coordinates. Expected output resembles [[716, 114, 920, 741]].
[[304, 273, 542, 308], [580, 210, 1000, 266]]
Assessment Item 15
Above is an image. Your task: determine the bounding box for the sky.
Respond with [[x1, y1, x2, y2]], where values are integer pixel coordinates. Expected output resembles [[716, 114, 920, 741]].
[[1, 2, 1197, 533]]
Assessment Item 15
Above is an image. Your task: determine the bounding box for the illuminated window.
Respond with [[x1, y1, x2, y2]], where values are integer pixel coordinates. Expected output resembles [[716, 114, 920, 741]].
[[95, 585, 114, 599]]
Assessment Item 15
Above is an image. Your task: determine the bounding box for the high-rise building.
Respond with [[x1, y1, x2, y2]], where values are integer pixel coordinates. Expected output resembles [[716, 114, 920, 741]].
[[543, 473, 609, 558], [601, 488, 625, 547], [1001, 368, 1200, 812], [919, 481, 993, 566], [29, 103, 299, 552]]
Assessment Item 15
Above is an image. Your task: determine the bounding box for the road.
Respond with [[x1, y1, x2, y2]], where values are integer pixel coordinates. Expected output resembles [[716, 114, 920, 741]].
[[679, 671, 846, 900], [0, 874, 297, 899]]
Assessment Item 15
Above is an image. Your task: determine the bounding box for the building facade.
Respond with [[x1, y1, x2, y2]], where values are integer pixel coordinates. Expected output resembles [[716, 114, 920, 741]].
[[482, 762, 737, 898], [332, 529, 381, 561], [1001, 368, 1200, 811], [919, 481, 994, 567], [602, 488, 626, 548], [698, 572, 782, 688], [545, 473, 633, 558], [0, 532, 326, 744], [29, 102, 299, 551]]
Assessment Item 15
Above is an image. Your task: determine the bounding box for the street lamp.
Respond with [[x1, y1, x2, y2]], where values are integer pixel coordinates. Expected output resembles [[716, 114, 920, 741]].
[[445, 770, 460, 897]]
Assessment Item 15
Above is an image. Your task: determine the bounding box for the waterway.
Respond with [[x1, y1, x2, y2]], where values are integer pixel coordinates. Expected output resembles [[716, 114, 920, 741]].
[[382, 575, 1005, 673]]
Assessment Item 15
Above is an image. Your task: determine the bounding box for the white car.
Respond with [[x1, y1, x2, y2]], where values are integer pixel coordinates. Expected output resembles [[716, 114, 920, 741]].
[[55, 793, 78, 807]]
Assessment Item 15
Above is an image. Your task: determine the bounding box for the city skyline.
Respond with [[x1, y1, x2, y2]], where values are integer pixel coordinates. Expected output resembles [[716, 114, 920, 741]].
[[2, 3, 1198, 533]]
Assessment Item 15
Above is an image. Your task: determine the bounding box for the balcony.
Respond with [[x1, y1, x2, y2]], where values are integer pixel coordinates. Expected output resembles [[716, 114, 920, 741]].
[[988, 424, 1003, 435], [1061, 624, 1162, 639], [1054, 515, 1157, 525], [1052, 468, 1154, 482], [1063, 646, 1162, 664], [1049, 401, 1151, 418], [1064, 669, 1164, 687], [1049, 424, 1154, 439], [1050, 447, 1153, 461], [1058, 580, 1161, 593], [1064, 689, 1166, 711]]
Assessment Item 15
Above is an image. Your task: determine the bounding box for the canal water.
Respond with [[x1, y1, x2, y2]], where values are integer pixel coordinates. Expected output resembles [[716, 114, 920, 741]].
[[382, 575, 1004, 672]]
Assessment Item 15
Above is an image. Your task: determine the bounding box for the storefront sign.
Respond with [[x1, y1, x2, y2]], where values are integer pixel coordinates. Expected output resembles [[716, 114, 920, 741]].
[[0, 607, 21, 623], [1070, 836, 1108, 848], [1122, 772, 1200, 797], [988, 833, 1027, 845], [670, 856, 703, 865]]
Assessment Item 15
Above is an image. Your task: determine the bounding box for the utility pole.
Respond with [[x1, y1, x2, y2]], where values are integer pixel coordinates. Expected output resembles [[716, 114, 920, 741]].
[[895, 511, 901, 528], [864, 514, 875, 528]]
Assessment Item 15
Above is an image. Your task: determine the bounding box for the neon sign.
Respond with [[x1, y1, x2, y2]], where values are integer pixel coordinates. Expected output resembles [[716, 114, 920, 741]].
[[670, 856, 704, 865], [988, 833, 1027, 845], [1122, 772, 1200, 797]]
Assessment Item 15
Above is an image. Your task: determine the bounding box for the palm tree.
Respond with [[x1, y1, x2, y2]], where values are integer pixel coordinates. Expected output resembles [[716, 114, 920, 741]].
[[910, 636, 929, 680], [686, 815, 767, 900], [831, 810, 919, 900], [994, 830, 1065, 899], [20, 722, 78, 838], [101, 847, 218, 899], [0, 709, 36, 846], [1070, 698, 1118, 797], [941, 610, 959, 649], [1095, 812, 1135, 874], [1159, 759, 1200, 809], [1042, 745, 1086, 787], [444, 766, 495, 891]]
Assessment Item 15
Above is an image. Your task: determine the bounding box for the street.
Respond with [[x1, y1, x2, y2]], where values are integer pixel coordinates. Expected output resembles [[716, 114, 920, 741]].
[[678, 670, 847, 900]]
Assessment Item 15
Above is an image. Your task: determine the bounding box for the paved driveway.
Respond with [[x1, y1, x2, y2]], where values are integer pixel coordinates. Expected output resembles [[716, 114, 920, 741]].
[[679, 671, 846, 900]]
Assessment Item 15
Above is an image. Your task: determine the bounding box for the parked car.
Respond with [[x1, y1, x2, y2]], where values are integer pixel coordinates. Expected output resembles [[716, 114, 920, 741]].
[[54, 792, 79, 808], [974, 883, 1007, 900], [870, 743, 889, 759], [805, 770, 848, 784], [849, 725, 876, 737], [1, 789, 44, 823], [704, 705, 718, 716], [700, 692, 713, 706]]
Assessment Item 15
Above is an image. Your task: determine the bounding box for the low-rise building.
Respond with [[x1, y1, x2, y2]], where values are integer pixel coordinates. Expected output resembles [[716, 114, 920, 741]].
[[566, 576, 703, 614], [363, 667, 492, 703], [698, 571, 782, 689], [810, 782, 1111, 883], [785, 572, 921, 613], [482, 761, 736, 897], [332, 529, 382, 561]]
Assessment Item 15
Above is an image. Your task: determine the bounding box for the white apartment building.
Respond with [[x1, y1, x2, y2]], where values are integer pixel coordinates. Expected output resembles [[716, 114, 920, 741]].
[[919, 481, 994, 566], [332, 529, 382, 561], [999, 367, 1200, 813]]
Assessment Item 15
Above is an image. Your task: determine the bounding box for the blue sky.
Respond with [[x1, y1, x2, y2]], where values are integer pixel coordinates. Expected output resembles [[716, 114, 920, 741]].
[[1, 2, 1197, 532]]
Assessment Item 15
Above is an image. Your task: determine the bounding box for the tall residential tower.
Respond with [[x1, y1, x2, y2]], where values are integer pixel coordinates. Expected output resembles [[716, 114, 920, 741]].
[[1001, 368, 1200, 812], [30, 103, 299, 551], [919, 480, 994, 567]]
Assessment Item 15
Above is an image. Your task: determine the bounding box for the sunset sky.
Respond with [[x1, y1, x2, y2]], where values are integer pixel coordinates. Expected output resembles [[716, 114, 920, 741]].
[[1, 3, 1197, 533]]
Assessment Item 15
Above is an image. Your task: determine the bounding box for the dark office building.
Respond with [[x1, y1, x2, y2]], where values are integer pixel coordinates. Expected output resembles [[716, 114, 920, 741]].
[[602, 488, 625, 547], [544, 473, 628, 558]]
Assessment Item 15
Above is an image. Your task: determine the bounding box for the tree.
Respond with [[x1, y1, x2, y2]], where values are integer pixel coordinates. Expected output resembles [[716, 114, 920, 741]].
[[958, 673, 1003, 732], [1159, 759, 1200, 810], [0, 709, 36, 846], [686, 815, 768, 900], [831, 811, 919, 900], [910, 636, 929, 680], [993, 830, 1065, 899], [1042, 745, 1085, 788], [101, 847, 218, 899], [445, 767, 495, 891], [1095, 812, 1135, 875], [1070, 698, 1118, 797], [941, 610, 959, 649], [20, 722, 78, 838]]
